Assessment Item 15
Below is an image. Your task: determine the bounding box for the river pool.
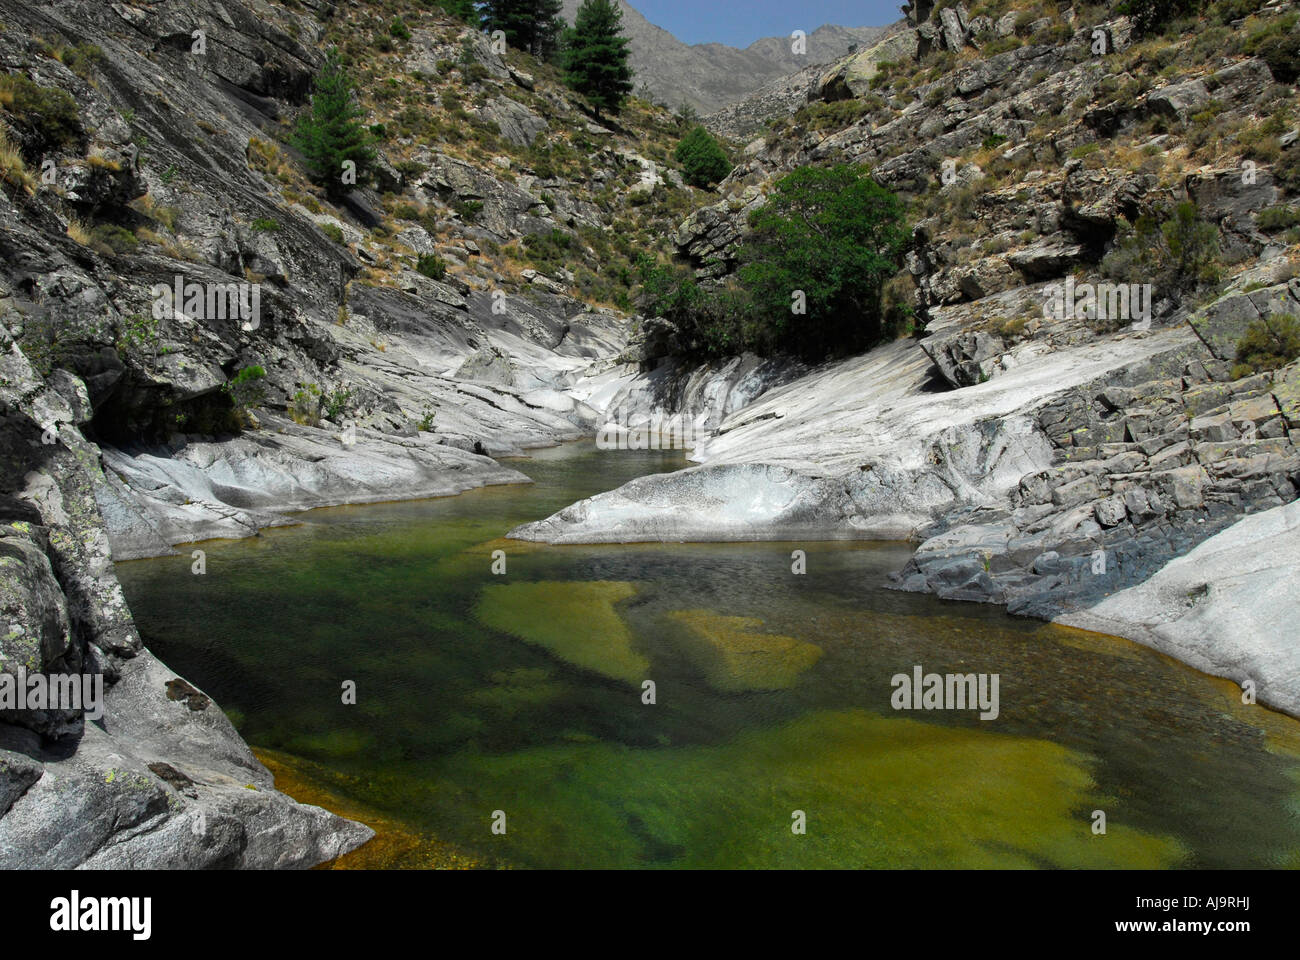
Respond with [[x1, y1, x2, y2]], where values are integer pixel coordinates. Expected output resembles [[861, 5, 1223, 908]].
[[116, 440, 1300, 868]]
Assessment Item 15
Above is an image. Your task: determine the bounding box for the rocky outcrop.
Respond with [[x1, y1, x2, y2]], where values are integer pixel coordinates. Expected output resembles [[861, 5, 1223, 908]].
[[0, 326, 371, 867], [892, 279, 1300, 612], [1058, 498, 1300, 716]]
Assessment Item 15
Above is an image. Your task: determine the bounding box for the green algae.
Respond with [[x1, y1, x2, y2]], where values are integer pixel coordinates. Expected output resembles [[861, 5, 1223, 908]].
[[667, 609, 823, 692], [475, 581, 649, 685], [404, 709, 1188, 869]]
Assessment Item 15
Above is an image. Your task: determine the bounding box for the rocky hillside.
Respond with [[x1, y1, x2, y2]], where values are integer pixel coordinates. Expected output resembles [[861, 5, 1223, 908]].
[[515, 0, 1300, 714], [560, 0, 891, 114], [4, 0, 1300, 867]]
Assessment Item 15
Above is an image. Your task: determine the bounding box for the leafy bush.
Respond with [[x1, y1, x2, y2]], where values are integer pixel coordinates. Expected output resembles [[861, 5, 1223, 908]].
[[1232, 314, 1300, 378], [1210, 0, 1268, 23], [251, 217, 280, 232], [637, 165, 910, 360], [737, 164, 909, 357], [389, 17, 412, 41], [673, 125, 730, 188], [0, 74, 83, 151], [634, 255, 747, 356], [289, 383, 322, 426], [115, 311, 157, 355], [1116, 0, 1201, 36], [90, 223, 138, 256], [225, 365, 267, 414], [1250, 23, 1300, 83], [1275, 146, 1300, 194], [322, 387, 352, 420], [416, 253, 447, 279], [1101, 202, 1221, 304], [321, 222, 345, 244], [454, 199, 483, 222], [1257, 205, 1300, 232], [522, 229, 572, 270], [792, 100, 872, 132]]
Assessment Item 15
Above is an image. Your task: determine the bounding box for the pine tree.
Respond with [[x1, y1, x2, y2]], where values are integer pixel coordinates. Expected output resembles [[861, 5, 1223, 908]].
[[481, 0, 566, 60], [560, 0, 633, 119], [292, 47, 374, 198], [674, 126, 731, 188]]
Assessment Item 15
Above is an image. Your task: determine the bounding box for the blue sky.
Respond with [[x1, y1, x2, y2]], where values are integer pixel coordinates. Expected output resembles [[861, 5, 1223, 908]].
[[632, 0, 903, 47]]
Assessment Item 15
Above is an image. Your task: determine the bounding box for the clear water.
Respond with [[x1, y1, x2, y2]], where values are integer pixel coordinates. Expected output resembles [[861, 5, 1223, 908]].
[[116, 440, 1300, 869]]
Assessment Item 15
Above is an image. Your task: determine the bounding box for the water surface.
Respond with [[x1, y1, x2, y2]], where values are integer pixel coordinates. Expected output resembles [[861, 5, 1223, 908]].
[[117, 441, 1300, 868]]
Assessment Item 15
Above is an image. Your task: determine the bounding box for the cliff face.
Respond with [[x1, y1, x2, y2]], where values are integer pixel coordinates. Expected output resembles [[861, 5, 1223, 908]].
[[0, 321, 373, 866]]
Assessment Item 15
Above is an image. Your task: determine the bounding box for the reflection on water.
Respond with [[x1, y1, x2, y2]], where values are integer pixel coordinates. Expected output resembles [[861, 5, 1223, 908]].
[[117, 441, 1300, 869]]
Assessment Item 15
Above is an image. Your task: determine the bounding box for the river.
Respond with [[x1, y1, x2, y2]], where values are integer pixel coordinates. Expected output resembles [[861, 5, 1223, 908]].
[[116, 440, 1300, 868]]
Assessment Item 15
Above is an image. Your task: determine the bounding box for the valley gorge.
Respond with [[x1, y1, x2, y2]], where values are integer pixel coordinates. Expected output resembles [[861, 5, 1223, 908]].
[[1, 0, 1298, 872]]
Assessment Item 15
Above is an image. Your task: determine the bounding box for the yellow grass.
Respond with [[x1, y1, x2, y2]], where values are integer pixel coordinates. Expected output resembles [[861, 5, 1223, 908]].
[[0, 126, 35, 194], [66, 217, 92, 245]]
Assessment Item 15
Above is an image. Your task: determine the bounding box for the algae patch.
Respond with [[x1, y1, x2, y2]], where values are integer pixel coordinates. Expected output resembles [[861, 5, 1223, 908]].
[[668, 609, 822, 691], [475, 581, 648, 684], [427, 709, 1189, 869]]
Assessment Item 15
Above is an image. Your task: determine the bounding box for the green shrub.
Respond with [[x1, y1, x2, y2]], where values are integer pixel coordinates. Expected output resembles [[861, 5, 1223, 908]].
[[0, 74, 83, 150], [289, 383, 322, 426], [1102, 201, 1221, 303], [1210, 0, 1268, 23], [115, 311, 157, 354], [792, 100, 872, 132], [322, 222, 345, 244], [1117, 0, 1201, 36], [62, 44, 103, 80], [225, 365, 267, 412], [634, 255, 747, 356], [1253, 28, 1300, 83], [90, 223, 138, 255], [1257, 205, 1300, 232], [251, 217, 280, 232], [322, 387, 352, 420], [1275, 147, 1300, 194], [454, 199, 483, 222], [636, 164, 910, 361], [389, 17, 412, 41], [416, 253, 447, 279], [673, 125, 731, 188], [1232, 314, 1300, 378]]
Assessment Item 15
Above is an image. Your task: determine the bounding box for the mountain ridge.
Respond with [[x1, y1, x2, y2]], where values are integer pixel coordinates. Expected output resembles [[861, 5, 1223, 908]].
[[559, 0, 892, 113]]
